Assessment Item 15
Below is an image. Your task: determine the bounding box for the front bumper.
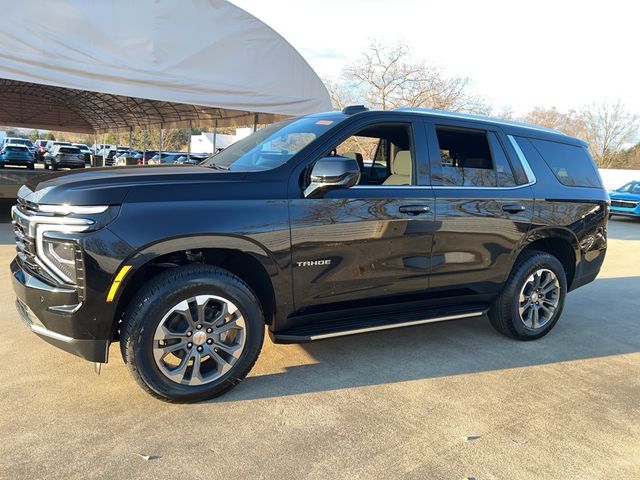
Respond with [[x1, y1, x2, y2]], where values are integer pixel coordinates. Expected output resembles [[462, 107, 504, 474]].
[[610, 207, 640, 217], [11, 258, 110, 362]]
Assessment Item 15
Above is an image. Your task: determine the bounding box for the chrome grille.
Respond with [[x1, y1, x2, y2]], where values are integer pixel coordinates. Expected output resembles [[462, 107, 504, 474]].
[[12, 207, 56, 283]]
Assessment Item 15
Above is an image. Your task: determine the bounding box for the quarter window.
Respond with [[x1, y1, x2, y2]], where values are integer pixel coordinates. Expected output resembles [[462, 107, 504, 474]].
[[527, 138, 602, 188]]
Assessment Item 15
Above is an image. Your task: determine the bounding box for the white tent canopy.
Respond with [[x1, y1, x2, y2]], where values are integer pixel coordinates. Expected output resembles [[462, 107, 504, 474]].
[[0, 0, 331, 133]]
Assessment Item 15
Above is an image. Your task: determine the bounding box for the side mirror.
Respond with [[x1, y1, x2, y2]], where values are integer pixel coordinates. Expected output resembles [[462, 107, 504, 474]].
[[304, 156, 361, 198]]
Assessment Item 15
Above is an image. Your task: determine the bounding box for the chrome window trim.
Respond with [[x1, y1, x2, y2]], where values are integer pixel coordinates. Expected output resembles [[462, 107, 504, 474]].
[[507, 135, 537, 185], [350, 184, 532, 191]]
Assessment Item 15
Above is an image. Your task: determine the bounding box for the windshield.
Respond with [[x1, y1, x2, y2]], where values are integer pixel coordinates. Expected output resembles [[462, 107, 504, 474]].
[[200, 117, 339, 171], [616, 181, 640, 193]]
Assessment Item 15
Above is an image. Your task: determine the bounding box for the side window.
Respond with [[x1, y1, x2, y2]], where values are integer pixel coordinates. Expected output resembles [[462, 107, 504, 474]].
[[435, 126, 496, 187], [488, 133, 517, 187], [527, 138, 602, 188], [332, 123, 414, 186]]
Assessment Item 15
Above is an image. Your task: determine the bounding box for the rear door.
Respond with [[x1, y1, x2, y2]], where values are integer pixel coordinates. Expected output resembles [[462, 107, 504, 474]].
[[288, 114, 435, 315], [425, 120, 534, 295]]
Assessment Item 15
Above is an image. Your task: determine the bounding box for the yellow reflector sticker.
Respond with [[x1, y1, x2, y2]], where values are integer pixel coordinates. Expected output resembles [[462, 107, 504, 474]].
[[106, 265, 132, 302]]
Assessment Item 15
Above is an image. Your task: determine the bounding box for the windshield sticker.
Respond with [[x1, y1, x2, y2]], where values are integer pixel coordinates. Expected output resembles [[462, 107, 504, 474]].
[[316, 120, 334, 125]]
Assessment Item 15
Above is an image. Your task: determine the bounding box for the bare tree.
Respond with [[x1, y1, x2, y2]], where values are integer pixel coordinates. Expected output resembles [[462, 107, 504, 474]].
[[580, 101, 639, 167], [520, 107, 585, 138], [336, 40, 490, 114]]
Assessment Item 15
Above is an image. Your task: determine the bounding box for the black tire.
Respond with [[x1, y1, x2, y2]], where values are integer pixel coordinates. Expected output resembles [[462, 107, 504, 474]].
[[52, 163, 59, 171], [489, 250, 567, 340], [27, 163, 34, 170], [0, 163, 4, 169], [120, 265, 264, 403], [44, 162, 49, 170]]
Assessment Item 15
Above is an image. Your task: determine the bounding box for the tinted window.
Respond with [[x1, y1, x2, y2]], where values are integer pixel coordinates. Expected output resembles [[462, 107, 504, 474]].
[[529, 138, 602, 188], [201, 117, 338, 172], [5, 146, 27, 152], [435, 126, 497, 187], [59, 147, 81, 154], [488, 133, 516, 187]]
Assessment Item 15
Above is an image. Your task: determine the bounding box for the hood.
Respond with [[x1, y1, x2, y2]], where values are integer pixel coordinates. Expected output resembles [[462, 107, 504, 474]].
[[19, 165, 247, 205], [609, 190, 640, 201]]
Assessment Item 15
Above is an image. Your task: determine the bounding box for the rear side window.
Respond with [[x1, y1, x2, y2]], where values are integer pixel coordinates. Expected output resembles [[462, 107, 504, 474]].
[[434, 126, 516, 187], [529, 138, 602, 188]]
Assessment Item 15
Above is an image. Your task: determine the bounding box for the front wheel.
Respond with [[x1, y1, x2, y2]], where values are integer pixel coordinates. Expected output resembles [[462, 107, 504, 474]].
[[120, 265, 265, 402], [489, 250, 567, 340]]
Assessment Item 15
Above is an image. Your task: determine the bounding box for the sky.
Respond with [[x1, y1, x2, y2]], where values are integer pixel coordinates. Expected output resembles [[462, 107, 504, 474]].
[[231, 0, 639, 116]]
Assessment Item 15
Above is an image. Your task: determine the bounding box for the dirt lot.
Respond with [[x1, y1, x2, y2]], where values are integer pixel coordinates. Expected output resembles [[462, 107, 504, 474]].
[[0, 210, 638, 480]]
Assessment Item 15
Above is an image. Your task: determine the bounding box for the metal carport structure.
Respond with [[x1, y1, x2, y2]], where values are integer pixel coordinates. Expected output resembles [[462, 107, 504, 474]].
[[0, 0, 330, 133]]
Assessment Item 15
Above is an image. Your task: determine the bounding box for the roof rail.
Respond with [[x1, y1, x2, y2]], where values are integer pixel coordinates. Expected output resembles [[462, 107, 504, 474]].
[[395, 107, 567, 136]]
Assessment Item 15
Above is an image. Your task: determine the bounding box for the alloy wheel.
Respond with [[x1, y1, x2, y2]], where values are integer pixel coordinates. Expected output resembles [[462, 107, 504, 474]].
[[152, 295, 246, 385], [518, 268, 560, 329]]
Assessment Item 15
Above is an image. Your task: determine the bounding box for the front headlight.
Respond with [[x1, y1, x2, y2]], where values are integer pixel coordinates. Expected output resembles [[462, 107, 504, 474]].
[[41, 238, 77, 284]]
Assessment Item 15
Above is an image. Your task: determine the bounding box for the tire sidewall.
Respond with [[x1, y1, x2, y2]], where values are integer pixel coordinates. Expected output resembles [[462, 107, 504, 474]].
[[128, 270, 264, 402], [508, 254, 567, 339]]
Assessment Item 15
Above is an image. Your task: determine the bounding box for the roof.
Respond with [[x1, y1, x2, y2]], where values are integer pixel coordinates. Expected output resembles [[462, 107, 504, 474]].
[[0, 0, 331, 133], [395, 108, 567, 135]]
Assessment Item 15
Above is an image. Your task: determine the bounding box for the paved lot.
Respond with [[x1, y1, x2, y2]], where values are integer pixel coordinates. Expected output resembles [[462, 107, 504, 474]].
[[0, 207, 638, 480]]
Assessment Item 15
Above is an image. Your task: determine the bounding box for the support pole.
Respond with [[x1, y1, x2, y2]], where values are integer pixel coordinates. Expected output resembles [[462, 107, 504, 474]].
[[253, 113, 258, 132], [159, 125, 163, 160], [142, 129, 147, 165], [213, 119, 217, 153], [187, 120, 191, 161], [128, 127, 133, 165]]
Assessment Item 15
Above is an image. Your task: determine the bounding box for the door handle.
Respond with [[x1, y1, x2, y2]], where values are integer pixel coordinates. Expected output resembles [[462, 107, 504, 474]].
[[501, 204, 526, 213], [399, 205, 431, 215]]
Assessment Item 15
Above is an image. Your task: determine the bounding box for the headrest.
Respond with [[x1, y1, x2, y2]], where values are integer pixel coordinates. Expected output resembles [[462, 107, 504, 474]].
[[393, 150, 412, 175]]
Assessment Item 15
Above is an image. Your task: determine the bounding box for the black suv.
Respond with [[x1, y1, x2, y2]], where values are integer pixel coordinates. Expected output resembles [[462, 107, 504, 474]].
[[10, 107, 608, 402]]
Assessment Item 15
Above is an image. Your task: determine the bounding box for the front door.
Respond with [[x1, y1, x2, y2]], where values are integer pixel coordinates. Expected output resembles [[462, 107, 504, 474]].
[[288, 118, 435, 317]]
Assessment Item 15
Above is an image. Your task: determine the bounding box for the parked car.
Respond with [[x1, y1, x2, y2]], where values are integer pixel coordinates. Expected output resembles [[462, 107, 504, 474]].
[[10, 106, 609, 402], [44, 145, 86, 170], [44, 141, 72, 153], [97, 146, 132, 166], [136, 150, 159, 165], [3, 137, 37, 159], [34, 139, 49, 161], [113, 150, 142, 166], [72, 143, 93, 163], [174, 153, 209, 165], [147, 152, 185, 164], [609, 181, 640, 218], [91, 143, 113, 155], [0, 145, 35, 169]]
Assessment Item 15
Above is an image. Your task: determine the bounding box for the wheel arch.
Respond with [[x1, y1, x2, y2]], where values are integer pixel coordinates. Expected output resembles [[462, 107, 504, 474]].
[[110, 235, 288, 341], [514, 227, 579, 289]]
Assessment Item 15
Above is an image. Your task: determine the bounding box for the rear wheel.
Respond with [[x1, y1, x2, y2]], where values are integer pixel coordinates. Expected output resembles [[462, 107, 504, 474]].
[[52, 162, 58, 171], [489, 250, 567, 340], [27, 163, 34, 170], [120, 265, 265, 402]]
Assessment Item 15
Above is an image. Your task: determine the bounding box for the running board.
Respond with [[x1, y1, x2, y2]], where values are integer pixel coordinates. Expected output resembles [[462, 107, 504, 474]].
[[271, 304, 488, 343]]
